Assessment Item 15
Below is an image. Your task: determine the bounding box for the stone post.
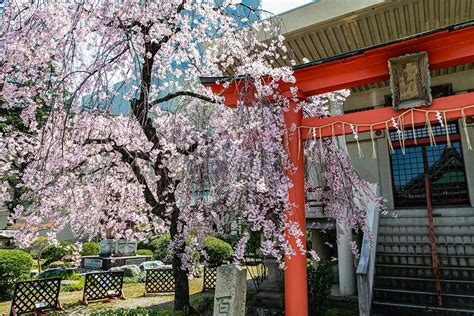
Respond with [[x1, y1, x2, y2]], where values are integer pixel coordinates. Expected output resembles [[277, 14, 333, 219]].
[[213, 264, 247, 316], [337, 223, 356, 295]]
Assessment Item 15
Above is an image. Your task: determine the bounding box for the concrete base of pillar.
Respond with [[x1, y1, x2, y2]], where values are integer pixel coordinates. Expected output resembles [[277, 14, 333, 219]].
[[337, 225, 356, 296]]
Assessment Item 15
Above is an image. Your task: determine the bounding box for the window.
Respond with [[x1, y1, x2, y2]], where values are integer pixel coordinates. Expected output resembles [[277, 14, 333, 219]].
[[390, 123, 469, 207]]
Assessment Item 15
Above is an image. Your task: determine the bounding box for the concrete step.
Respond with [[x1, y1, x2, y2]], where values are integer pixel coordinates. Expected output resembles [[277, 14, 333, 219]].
[[378, 225, 474, 236], [372, 301, 474, 316], [380, 208, 474, 219], [373, 288, 438, 306], [376, 254, 474, 268], [373, 288, 474, 309], [376, 243, 474, 256], [374, 276, 474, 295], [377, 234, 474, 245], [375, 264, 474, 280]]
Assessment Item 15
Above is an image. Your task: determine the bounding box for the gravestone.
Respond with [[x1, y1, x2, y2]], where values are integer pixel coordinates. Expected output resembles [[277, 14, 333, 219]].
[[213, 264, 247, 316]]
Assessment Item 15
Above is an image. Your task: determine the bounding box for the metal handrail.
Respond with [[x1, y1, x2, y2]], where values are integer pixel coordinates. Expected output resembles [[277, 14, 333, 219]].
[[356, 184, 380, 316]]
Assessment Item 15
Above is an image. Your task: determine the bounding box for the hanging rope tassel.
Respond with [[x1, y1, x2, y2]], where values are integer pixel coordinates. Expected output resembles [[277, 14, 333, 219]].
[[399, 115, 405, 155], [386, 122, 394, 154], [461, 109, 473, 150], [341, 123, 351, 159], [411, 109, 417, 145], [426, 112, 437, 147], [370, 125, 377, 159], [443, 111, 451, 148], [355, 125, 364, 159]]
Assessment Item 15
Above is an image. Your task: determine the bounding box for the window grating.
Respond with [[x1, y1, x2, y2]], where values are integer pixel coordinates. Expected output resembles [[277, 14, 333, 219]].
[[426, 143, 468, 205], [390, 127, 469, 207]]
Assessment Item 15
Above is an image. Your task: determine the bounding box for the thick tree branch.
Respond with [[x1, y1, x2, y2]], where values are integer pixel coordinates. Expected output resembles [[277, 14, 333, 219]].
[[150, 91, 215, 107], [84, 137, 164, 218], [84, 138, 151, 161]]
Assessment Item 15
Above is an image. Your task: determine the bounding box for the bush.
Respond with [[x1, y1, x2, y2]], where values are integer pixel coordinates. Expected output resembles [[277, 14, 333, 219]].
[[47, 261, 66, 269], [149, 235, 172, 264], [42, 241, 74, 264], [123, 271, 146, 284], [0, 249, 33, 298], [81, 242, 100, 256], [60, 273, 85, 292], [39, 267, 76, 279], [136, 249, 153, 256], [307, 260, 335, 315], [204, 236, 233, 265]]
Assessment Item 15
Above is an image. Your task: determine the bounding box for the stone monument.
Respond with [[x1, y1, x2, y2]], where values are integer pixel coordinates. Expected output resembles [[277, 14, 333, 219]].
[[213, 264, 247, 316], [81, 239, 151, 270]]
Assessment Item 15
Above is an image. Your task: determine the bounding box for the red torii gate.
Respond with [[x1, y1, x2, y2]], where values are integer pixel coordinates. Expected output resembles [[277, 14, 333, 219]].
[[202, 21, 474, 316]]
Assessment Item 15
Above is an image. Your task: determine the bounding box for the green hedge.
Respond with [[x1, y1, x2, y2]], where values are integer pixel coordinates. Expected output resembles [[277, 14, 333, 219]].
[[204, 237, 233, 265], [136, 249, 153, 256], [0, 249, 33, 299], [80, 242, 100, 256], [149, 235, 172, 264]]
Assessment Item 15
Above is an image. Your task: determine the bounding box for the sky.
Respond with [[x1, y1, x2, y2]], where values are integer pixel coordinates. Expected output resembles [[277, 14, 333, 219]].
[[261, 0, 314, 15]]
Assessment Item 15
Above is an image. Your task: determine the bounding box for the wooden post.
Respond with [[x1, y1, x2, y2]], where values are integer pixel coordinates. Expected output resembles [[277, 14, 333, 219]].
[[283, 98, 308, 316]]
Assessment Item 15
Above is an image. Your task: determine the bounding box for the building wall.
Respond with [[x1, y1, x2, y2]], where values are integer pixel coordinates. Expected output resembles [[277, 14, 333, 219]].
[[343, 69, 474, 210]]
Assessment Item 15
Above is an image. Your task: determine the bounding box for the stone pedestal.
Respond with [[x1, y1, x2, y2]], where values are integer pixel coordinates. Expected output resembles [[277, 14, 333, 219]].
[[248, 258, 285, 316], [80, 239, 147, 271], [81, 255, 152, 270], [213, 264, 247, 316]]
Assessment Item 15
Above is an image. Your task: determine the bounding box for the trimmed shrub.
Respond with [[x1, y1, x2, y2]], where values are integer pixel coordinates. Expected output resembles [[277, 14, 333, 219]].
[[42, 241, 73, 264], [0, 249, 34, 298], [149, 235, 172, 264], [80, 242, 100, 256], [136, 249, 153, 256], [204, 236, 233, 265]]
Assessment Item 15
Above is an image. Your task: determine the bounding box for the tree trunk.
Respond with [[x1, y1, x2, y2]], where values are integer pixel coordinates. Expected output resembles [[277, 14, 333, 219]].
[[170, 206, 191, 313]]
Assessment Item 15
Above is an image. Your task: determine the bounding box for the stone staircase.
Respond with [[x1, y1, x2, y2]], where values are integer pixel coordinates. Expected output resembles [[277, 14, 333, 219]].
[[372, 208, 474, 315]]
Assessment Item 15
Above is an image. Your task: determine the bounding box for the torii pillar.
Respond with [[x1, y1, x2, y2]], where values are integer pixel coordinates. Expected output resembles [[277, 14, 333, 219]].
[[283, 95, 308, 316]]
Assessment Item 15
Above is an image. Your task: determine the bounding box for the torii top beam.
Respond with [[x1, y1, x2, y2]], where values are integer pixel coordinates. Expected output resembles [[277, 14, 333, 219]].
[[201, 20, 474, 139]]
